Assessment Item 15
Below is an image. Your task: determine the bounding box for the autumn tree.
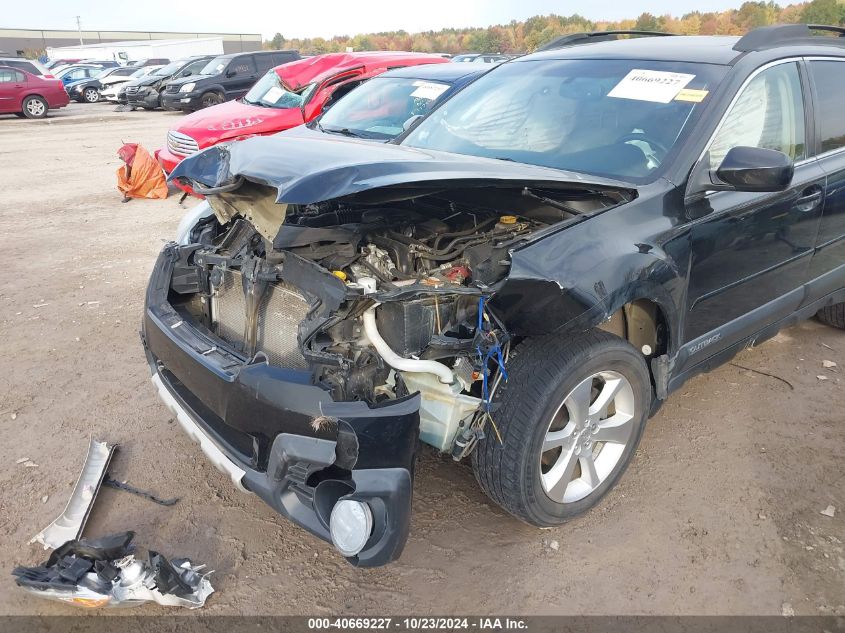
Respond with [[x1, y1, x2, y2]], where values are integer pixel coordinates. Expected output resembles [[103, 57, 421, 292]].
[[801, 0, 845, 23], [271, 3, 834, 55]]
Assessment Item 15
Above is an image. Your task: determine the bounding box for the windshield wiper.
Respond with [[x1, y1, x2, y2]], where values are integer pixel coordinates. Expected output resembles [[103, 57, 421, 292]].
[[522, 187, 587, 216], [321, 126, 362, 138]]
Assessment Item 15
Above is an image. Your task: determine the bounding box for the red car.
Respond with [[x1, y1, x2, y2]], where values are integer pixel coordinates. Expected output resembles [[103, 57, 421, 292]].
[[0, 66, 69, 118], [157, 52, 447, 178]]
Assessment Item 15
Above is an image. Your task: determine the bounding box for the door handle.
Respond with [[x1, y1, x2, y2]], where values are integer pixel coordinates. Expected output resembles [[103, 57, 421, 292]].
[[795, 187, 823, 213]]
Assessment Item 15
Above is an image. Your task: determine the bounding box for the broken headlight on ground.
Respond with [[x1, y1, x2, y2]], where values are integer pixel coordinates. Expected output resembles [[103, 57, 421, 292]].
[[12, 532, 214, 609]]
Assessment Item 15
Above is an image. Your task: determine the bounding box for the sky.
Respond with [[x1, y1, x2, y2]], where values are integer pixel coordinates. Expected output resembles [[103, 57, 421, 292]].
[[5, 0, 753, 39]]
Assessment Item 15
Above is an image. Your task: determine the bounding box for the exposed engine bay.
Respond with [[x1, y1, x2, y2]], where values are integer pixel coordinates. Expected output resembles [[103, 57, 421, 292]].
[[168, 181, 626, 456]]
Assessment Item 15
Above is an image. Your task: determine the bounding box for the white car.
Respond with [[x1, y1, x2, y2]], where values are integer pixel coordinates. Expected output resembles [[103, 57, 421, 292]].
[[99, 66, 162, 102]]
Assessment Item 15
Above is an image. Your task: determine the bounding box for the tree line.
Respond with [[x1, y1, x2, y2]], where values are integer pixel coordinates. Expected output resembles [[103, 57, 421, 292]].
[[266, 0, 845, 55]]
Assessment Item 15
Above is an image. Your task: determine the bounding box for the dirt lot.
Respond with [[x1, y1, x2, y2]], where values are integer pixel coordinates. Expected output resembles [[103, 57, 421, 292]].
[[0, 102, 842, 617]]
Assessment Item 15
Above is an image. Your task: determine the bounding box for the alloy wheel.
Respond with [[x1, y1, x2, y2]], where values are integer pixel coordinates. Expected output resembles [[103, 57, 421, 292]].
[[26, 99, 46, 117], [201, 93, 222, 108], [539, 370, 636, 504], [84, 88, 99, 103]]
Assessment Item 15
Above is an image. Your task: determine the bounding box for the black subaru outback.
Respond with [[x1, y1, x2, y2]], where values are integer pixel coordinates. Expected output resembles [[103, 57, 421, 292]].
[[143, 24, 845, 566]]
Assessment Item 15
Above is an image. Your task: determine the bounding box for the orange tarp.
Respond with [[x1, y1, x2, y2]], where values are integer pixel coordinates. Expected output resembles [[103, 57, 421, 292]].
[[116, 143, 168, 200]]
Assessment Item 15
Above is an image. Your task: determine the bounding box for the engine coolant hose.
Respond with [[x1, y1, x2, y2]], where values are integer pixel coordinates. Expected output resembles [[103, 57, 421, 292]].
[[362, 309, 455, 384], [358, 277, 455, 385]]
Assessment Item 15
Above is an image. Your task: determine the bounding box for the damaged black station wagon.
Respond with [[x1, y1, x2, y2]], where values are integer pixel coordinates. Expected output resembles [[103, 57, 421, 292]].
[[142, 25, 845, 566]]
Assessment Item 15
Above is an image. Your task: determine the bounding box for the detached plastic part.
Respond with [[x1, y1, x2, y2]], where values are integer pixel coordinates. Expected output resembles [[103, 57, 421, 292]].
[[31, 439, 116, 550], [12, 532, 214, 609]]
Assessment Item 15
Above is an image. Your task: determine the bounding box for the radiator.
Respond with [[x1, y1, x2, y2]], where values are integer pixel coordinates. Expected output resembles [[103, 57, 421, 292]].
[[210, 269, 310, 369]]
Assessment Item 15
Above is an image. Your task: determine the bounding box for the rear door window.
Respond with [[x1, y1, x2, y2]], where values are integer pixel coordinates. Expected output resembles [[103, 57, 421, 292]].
[[0, 69, 15, 82], [270, 52, 297, 66], [808, 60, 845, 154], [253, 54, 275, 73], [228, 56, 257, 75]]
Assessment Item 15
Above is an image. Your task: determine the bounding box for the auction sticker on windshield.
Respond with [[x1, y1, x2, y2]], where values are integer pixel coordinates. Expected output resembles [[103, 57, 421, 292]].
[[411, 81, 450, 100], [262, 86, 284, 103], [608, 69, 696, 103]]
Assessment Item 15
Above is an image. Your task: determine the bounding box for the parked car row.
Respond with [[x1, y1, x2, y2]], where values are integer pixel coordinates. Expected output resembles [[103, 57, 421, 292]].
[[0, 48, 507, 120], [65, 65, 144, 103], [156, 51, 457, 179]]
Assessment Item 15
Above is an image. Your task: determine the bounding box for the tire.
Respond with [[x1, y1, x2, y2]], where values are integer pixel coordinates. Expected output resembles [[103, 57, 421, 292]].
[[199, 91, 223, 108], [83, 87, 99, 103], [472, 330, 652, 527], [21, 95, 48, 119], [817, 303, 845, 329]]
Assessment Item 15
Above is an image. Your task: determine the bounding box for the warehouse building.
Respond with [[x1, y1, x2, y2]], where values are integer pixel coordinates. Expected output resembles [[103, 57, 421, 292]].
[[0, 28, 262, 57]]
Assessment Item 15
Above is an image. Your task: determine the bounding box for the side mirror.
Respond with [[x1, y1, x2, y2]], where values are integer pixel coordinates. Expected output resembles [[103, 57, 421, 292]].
[[225, 69, 236, 78], [714, 146, 794, 192], [182, 70, 192, 76]]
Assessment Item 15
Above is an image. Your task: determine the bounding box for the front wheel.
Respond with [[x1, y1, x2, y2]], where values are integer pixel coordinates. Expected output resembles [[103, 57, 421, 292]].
[[22, 95, 48, 119], [472, 330, 652, 526], [199, 91, 223, 108], [817, 303, 845, 329], [83, 87, 100, 103]]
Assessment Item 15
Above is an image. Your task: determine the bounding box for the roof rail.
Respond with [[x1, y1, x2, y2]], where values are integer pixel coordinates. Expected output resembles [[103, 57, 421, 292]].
[[733, 24, 845, 52], [536, 30, 675, 52]]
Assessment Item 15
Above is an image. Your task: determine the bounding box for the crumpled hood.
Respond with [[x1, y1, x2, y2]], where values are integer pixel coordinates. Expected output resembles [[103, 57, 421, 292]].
[[133, 74, 167, 88], [99, 75, 130, 86], [166, 73, 213, 88], [169, 133, 636, 205], [171, 100, 305, 148]]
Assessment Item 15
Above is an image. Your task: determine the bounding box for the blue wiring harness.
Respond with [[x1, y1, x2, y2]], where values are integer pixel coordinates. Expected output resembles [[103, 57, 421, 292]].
[[475, 296, 508, 413]]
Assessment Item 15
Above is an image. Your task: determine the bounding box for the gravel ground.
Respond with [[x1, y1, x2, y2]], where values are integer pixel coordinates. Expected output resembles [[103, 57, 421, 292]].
[[0, 103, 843, 617]]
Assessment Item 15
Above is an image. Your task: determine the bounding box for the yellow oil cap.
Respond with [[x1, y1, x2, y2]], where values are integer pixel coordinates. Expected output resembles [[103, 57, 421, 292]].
[[499, 215, 517, 224], [332, 270, 348, 282]]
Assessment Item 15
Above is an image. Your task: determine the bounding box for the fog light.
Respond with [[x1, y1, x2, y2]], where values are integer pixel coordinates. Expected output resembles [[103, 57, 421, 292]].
[[329, 499, 373, 557]]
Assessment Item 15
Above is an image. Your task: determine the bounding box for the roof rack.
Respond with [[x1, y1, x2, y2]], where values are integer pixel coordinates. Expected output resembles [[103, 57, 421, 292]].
[[536, 30, 675, 52], [733, 24, 845, 52]]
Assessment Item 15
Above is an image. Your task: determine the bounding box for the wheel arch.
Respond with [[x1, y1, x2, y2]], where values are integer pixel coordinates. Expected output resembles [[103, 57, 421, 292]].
[[497, 279, 680, 406], [595, 296, 671, 358], [201, 85, 226, 98], [20, 92, 47, 111]]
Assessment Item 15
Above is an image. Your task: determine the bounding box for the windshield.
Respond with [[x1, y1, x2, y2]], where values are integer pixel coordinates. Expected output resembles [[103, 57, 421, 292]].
[[244, 70, 315, 108], [95, 68, 115, 79], [320, 77, 452, 140], [404, 59, 727, 182], [181, 59, 208, 76], [200, 56, 228, 75], [152, 61, 184, 77], [28, 59, 50, 75]]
